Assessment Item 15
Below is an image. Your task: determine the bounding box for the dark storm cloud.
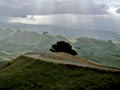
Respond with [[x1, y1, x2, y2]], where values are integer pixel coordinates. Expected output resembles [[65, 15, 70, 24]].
[[117, 8, 120, 13], [0, 0, 109, 17], [0, 0, 37, 17]]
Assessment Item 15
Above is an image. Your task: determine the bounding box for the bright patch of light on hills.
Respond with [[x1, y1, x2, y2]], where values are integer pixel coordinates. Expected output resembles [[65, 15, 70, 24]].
[[68, 38, 77, 43]]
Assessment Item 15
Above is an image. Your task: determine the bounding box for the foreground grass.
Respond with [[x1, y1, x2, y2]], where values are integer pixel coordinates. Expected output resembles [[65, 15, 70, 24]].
[[0, 56, 120, 90]]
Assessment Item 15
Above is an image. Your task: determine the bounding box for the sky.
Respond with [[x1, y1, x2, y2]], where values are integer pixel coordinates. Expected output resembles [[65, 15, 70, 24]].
[[0, 0, 120, 26], [0, 0, 120, 16]]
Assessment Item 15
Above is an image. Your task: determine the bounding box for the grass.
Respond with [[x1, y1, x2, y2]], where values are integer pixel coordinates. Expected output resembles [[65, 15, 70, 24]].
[[74, 38, 120, 68], [0, 56, 120, 90]]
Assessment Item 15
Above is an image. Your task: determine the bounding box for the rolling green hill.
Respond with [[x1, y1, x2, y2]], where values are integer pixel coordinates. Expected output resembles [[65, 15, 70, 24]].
[[0, 56, 120, 90], [0, 28, 69, 62], [74, 38, 120, 68], [0, 28, 120, 68], [0, 51, 14, 65]]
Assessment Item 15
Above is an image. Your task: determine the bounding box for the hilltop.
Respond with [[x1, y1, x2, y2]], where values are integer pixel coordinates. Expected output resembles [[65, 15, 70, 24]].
[[24, 52, 120, 72], [0, 54, 120, 90]]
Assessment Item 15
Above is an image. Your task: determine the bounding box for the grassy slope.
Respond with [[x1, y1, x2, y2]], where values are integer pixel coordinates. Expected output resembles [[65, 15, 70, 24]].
[[0, 29, 69, 63], [74, 38, 120, 68], [0, 56, 120, 90]]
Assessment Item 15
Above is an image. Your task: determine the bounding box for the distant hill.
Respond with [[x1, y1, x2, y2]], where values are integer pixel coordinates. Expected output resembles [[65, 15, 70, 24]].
[[0, 55, 120, 90], [0, 23, 120, 41], [0, 28, 69, 62], [73, 38, 120, 68], [0, 27, 120, 68]]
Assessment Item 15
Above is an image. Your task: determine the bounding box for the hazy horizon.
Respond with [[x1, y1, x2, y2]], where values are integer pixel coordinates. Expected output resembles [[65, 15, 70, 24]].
[[0, 0, 120, 40]]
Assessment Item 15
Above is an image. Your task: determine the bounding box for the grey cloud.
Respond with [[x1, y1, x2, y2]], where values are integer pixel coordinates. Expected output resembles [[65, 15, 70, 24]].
[[117, 8, 120, 13], [0, 0, 109, 17]]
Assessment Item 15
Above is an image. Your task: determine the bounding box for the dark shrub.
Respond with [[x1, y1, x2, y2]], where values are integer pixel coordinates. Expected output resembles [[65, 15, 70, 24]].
[[50, 41, 77, 55]]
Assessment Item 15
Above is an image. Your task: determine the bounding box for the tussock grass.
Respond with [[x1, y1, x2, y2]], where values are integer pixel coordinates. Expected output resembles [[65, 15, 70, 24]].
[[0, 56, 120, 90]]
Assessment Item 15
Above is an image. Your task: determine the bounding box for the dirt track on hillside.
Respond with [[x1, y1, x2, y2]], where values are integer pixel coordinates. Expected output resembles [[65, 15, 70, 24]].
[[24, 53, 120, 72]]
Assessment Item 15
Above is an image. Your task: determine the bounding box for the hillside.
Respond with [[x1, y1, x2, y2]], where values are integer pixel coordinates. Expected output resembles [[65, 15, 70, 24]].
[[0, 24, 120, 41], [73, 38, 120, 68], [24, 53, 120, 72], [0, 51, 14, 65], [0, 55, 120, 90], [0, 28, 69, 62], [0, 28, 120, 69]]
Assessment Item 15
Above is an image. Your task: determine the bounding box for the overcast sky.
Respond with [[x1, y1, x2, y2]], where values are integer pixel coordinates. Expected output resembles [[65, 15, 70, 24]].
[[0, 0, 120, 16], [0, 0, 120, 26]]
